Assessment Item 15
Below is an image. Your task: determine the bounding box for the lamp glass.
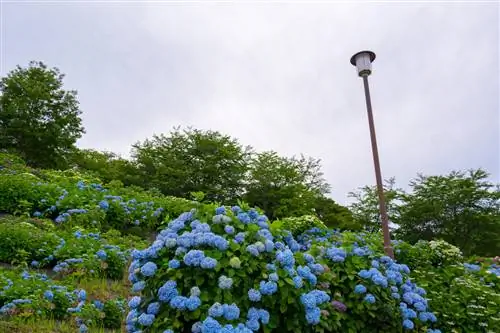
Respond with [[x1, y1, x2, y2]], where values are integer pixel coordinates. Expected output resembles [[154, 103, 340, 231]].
[[355, 53, 372, 76]]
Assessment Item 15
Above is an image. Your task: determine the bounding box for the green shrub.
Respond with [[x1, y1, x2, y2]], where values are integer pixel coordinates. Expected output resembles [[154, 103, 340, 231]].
[[0, 153, 28, 173], [394, 239, 463, 270], [0, 269, 72, 321], [279, 215, 327, 235], [0, 221, 60, 265], [102, 299, 125, 329], [412, 264, 500, 332]]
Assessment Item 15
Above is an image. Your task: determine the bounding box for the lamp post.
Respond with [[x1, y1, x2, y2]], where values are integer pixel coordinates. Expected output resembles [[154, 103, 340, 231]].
[[350, 50, 394, 259]]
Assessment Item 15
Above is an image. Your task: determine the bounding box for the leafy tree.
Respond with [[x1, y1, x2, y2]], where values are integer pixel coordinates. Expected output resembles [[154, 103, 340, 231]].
[[348, 177, 403, 232], [243, 151, 331, 220], [395, 169, 500, 257], [70, 149, 142, 187], [312, 196, 361, 231], [132, 127, 253, 203], [0, 61, 84, 169]]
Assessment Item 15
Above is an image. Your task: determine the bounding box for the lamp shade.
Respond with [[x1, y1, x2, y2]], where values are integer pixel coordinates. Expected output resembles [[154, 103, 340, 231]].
[[350, 51, 376, 77]]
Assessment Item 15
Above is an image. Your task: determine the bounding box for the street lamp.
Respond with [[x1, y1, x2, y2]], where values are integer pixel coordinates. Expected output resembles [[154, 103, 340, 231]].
[[350, 50, 395, 259]]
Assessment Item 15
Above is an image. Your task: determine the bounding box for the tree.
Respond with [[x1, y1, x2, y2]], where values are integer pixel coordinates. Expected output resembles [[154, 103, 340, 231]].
[[70, 149, 143, 187], [395, 169, 500, 257], [243, 151, 331, 220], [0, 61, 84, 169], [348, 177, 403, 232], [132, 127, 253, 203], [312, 196, 361, 231]]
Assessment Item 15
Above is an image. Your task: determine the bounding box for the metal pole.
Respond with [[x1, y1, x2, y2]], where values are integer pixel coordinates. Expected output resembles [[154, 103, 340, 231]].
[[361, 75, 395, 259]]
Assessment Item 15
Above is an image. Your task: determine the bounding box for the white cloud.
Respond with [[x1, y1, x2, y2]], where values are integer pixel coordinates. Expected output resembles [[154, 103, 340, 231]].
[[2, 2, 499, 204]]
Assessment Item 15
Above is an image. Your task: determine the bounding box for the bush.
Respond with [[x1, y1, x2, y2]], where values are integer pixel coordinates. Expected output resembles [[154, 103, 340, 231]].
[[394, 239, 463, 270], [0, 152, 28, 173], [0, 220, 60, 265], [0, 269, 125, 330], [125, 207, 440, 333], [0, 166, 200, 233], [0, 269, 73, 321], [411, 263, 500, 332], [278, 215, 327, 236], [103, 299, 126, 329]]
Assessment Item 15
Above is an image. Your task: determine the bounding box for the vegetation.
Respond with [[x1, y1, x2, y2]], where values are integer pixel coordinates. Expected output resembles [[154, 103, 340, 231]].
[[0, 61, 84, 169], [349, 170, 500, 257], [0, 61, 498, 332]]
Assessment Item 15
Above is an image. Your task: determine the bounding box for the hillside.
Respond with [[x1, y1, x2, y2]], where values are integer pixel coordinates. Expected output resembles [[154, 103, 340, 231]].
[[0, 154, 498, 333]]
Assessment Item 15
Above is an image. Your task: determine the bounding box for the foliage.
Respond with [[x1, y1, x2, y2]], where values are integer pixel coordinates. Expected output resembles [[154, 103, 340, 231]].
[[0, 268, 125, 329], [348, 178, 403, 233], [312, 196, 361, 231], [395, 169, 500, 257], [132, 127, 253, 203], [410, 263, 500, 332], [393, 239, 464, 270], [243, 151, 331, 220], [0, 220, 60, 265], [278, 215, 327, 236], [0, 166, 199, 233], [0, 61, 84, 169], [70, 149, 143, 188], [0, 152, 29, 174]]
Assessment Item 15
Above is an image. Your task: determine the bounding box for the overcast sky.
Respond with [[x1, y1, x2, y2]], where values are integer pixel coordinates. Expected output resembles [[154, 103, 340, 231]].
[[1, 1, 499, 204]]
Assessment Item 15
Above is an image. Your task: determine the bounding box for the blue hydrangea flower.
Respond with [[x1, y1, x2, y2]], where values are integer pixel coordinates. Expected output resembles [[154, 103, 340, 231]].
[[184, 250, 205, 266], [248, 289, 262, 302], [218, 276, 233, 290], [200, 257, 217, 269], [96, 250, 107, 260], [293, 276, 304, 289], [186, 296, 202, 311], [276, 249, 295, 268], [158, 281, 178, 302], [140, 262, 158, 277], [43, 290, 54, 301], [223, 303, 240, 320], [402, 319, 414, 330], [170, 296, 188, 310], [128, 296, 141, 309], [234, 232, 246, 244], [364, 294, 376, 304], [138, 313, 155, 326], [354, 284, 367, 294], [168, 259, 180, 269], [245, 244, 259, 256], [259, 281, 278, 295], [305, 307, 321, 324], [147, 302, 161, 315], [132, 281, 146, 293], [209, 303, 224, 317]]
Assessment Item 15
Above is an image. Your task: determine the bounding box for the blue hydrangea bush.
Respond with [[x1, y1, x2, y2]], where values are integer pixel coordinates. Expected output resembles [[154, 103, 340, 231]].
[[0, 269, 125, 331], [126, 207, 442, 333]]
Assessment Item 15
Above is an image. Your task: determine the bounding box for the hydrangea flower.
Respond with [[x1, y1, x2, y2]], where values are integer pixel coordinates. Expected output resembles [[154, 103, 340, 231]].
[[218, 276, 233, 290], [248, 289, 262, 302], [140, 262, 158, 277], [364, 294, 376, 304]]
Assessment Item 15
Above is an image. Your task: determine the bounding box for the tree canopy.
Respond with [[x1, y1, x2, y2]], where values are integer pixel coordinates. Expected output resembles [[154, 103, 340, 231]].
[[349, 170, 500, 257], [132, 127, 253, 203], [395, 169, 500, 257], [0, 61, 84, 169]]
